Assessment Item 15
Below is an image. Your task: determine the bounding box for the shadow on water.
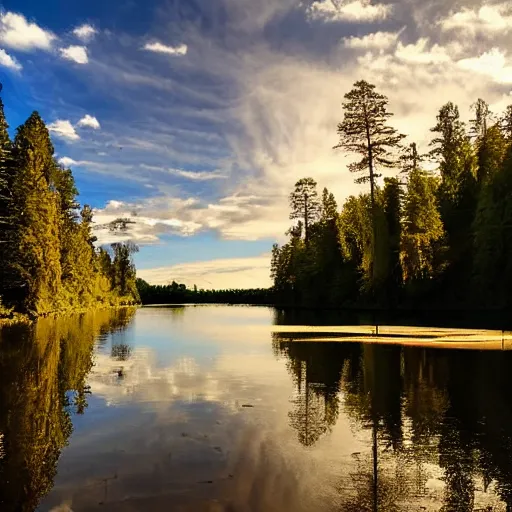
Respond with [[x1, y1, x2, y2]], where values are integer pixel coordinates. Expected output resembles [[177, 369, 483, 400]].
[[0, 308, 136, 512], [272, 330, 512, 511]]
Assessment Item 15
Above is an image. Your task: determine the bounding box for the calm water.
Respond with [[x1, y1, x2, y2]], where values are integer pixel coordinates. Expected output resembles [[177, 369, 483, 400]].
[[1, 306, 512, 511]]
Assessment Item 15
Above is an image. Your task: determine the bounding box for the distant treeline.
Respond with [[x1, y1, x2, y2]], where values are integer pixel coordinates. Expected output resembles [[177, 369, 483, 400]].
[[0, 96, 140, 317], [271, 80, 512, 310], [136, 278, 274, 305]]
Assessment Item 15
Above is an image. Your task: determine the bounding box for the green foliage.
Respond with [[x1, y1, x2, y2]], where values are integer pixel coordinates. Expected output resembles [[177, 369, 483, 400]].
[[289, 177, 321, 245], [0, 99, 140, 315], [401, 168, 445, 284], [270, 90, 512, 310]]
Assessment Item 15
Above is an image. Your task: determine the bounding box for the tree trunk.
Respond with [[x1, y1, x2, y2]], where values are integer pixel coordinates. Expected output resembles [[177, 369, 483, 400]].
[[363, 101, 377, 289]]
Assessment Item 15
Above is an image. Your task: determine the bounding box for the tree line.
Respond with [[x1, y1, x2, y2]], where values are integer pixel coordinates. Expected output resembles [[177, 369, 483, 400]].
[[0, 95, 140, 317], [271, 80, 512, 310], [136, 278, 273, 305]]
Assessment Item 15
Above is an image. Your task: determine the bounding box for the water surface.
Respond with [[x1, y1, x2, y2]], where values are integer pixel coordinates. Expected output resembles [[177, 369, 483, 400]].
[[1, 305, 512, 511]]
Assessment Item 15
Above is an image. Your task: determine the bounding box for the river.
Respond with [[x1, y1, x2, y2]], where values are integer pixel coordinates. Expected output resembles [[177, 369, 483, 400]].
[[1, 305, 512, 511]]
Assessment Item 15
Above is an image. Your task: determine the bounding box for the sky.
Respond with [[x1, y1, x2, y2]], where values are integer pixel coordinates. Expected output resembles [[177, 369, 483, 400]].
[[1, 0, 511, 289]]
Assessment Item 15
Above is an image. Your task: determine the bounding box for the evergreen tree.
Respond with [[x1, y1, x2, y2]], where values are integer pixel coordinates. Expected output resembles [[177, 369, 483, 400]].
[[470, 98, 492, 140], [289, 178, 321, 246], [0, 98, 14, 300], [429, 102, 478, 300], [321, 187, 338, 221], [472, 146, 512, 307], [9, 113, 62, 313], [500, 104, 512, 143], [399, 142, 424, 178], [335, 80, 404, 285]]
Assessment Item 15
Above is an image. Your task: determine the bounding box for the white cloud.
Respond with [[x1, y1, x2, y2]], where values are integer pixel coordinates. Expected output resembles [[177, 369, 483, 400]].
[[92, 197, 203, 245], [308, 0, 392, 23], [169, 168, 227, 181], [57, 156, 77, 167], [0, 11, 56, 51], [59, 45, 88, 64], [73, 23, 97, 42], [457, 48, 512, 84], [77, 114, 101, 129], [142, 42, 188, 56], [343, 30, 400, 50], [0, 48, 21, 70], [48, 120, 80, 140], [440, 3, 512, 34], [137, 254, 272, 289], [395, 39, 451, 64]]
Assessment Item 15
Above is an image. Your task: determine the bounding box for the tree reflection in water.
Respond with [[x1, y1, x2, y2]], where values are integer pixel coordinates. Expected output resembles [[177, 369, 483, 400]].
[[273, 331, 512, 511], [0, 308, 136, 512]]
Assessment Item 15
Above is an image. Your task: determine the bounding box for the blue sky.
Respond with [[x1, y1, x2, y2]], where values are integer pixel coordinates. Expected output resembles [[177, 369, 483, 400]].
[[1, 0, 512, 287]]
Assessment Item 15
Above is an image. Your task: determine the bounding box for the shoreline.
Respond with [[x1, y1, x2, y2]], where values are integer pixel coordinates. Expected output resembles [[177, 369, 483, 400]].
[[0, 303, 139, 327]]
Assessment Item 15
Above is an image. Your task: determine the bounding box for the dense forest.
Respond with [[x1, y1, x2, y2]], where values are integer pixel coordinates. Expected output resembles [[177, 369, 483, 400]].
[[0, 95, 139, 318], [271, 80, 512, 310]]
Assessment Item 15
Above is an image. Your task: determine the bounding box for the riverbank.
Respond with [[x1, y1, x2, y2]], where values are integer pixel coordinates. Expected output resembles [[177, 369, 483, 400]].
[[0, 302, 139, 327]]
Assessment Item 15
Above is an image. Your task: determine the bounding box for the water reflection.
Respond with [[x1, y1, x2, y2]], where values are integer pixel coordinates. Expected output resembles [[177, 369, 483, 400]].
[[273, 334, 512, 510], [3, 305, 512, 511], [0, 309, 135, 512]]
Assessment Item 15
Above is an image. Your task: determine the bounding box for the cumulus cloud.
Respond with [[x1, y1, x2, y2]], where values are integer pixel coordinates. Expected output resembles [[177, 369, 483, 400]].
[[0, 11, 56, 51], [395, 39, 451, 64], [343, 30, 401, 50], [73, 23, 97, 42], [48, 120, 80, 140], [137, 254, 272, 289], [92, 197, 203, 245], [57, 156, 77, 167], [0, 48, 21, 70], [59, 45, 88, 64], [77, 114, 101, 129], [169, 168, 227, 181], [308, 0, 392, 23], [440, 3, 512, 34], [142, 42, 188, 56], [457, 48, 512, 84]]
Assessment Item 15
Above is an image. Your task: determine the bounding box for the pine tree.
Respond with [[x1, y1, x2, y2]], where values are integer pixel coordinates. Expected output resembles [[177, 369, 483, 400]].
[[289, 178, 321, 246], [470, 98, 492, 140], [335, 80, 404, 285], [9, 112, 62, 313], [429, 102, 477, 299], [500, 104, 512, 143], [321, 187, 338, 221], [399, 142, 424, 178]]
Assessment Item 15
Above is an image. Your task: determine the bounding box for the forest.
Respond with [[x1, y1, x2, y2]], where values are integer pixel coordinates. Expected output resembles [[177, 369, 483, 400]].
[[271, 80, 512, 310], [0, 96, 140, 318], [135, 278, 273, 305]]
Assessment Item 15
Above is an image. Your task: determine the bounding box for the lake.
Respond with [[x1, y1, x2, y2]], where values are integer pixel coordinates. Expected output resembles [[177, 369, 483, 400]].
[[1, 305, 512, 511]]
